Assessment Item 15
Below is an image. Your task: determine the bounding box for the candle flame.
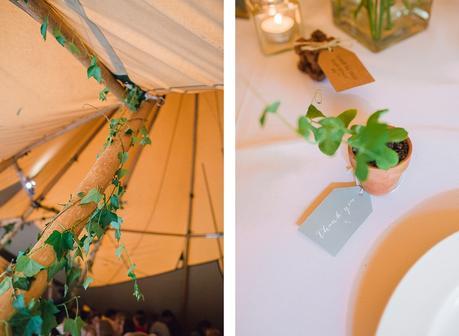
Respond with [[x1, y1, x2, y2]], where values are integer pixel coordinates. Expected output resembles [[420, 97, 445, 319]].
[[274, 13, 283, 25]]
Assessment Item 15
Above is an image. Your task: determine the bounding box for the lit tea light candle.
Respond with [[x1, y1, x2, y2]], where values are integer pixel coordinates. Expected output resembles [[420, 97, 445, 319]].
[[261, 13, 294, 43]]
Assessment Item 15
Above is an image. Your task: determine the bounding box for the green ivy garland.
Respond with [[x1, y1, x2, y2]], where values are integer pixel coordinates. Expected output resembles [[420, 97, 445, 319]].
[[0, 9, 153, 336]]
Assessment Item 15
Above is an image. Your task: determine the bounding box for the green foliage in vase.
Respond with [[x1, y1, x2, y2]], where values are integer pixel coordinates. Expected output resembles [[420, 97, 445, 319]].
[[351, 0, 415, 41], [259, 102, 408, 182]]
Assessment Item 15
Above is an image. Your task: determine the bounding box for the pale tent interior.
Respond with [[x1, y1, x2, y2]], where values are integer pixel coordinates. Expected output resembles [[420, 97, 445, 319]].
[[0, 0, 223, 295]]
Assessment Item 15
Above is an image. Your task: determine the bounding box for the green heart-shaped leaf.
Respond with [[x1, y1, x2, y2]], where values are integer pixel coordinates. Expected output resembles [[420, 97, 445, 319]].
[[306, 104, 325, 119], [337, 109, 357, 127], [16, 255, 44, 277]]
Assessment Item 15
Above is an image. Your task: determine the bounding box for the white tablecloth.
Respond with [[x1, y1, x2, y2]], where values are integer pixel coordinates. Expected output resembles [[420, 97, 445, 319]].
[[236, 1, 459, 335]]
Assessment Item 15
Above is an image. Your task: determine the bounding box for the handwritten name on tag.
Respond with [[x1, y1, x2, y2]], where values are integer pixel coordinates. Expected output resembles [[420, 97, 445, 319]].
[[299, 186, 372, 256], [318, 47, 375, 92]]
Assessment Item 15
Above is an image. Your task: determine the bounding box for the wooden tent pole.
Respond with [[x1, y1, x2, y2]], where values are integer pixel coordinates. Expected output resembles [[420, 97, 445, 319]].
[[9, 0, 125, 101], [0, 101, 154, 325], [70, 100, 162, 294], [182, 94, 199, 329], [201, 163, 224, 268]]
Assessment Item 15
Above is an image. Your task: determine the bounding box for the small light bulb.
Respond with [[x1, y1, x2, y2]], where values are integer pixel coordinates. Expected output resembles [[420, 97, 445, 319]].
[[25, 182, 33, 190]]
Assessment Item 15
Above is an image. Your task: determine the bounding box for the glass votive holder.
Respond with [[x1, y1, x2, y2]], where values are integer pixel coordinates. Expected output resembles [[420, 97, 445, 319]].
[[246, 0, 304, 55]]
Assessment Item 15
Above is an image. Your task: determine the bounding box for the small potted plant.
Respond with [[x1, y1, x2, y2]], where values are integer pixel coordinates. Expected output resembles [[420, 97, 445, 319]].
[[260, 102, 412, 195]]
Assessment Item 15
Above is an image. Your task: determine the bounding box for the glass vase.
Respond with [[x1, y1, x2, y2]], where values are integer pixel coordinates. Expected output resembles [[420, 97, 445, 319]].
[[332, 0, 433, 52]]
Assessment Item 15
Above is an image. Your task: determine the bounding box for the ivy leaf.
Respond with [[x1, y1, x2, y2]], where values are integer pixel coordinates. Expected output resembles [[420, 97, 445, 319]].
[[82, 276, 93, 290], [131, 136, 140, 145], [3, 222, 15, 233], [82, 235, 93, 254], [124, 86, 144, 111], [110, 195, 120, 210], [66, 266, 82, 287], [87, 56, 102, 83], [48, 258, 66, 280], [10, 295, 43, 336], [0, 277, 12, 295], [259, 101, 280, 126], [97, 208, 118, 229], [40, 16, 48, 41], [316, 118, 346, 156], [387, 127, 408, 143], [87, 219, 104, 239], [45, 230, 75, 260], [116, 168, 128, 179], [64, 316, 85, 336], [12, 294, 26, 310], [110, 216, 123, 241], [336, 109, 357, 128], [118, 151, 128, 164], [306, 104, 325, 119], [25, 315, 43, 336], [139, 126, 152, 145], [13, 276, 32, 290], [80, 188, 103, 205], [375, 146, 399, 170], [133, 281, 144, 301], [367, 109, 388, 125], [297, 116, 313, 139], [68, 41, 81, 55], [127, 264, 144, 300], [40, 299, 59, 335], [115, 244, 125, 258], [348, 112, 401, 174], [52, 27, 66, 46], [127, 263, 137, 280], [99, 87, 109, 101], [355, 153, 370, 181], [16, 255, 44, 277]]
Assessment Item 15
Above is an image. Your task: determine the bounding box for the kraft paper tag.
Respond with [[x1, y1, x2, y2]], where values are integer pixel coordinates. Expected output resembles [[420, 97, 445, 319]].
[[299, 186, 372, 256], [318, 47, 374, 92]]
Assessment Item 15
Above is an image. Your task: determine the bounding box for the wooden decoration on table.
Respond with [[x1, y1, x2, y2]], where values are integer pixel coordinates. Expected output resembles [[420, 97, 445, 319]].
[[294, 30, 335, 81], [295, 30, 375, 91]]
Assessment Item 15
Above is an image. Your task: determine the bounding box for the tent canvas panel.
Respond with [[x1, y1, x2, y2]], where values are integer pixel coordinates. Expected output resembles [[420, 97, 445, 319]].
[[0, 91, 223, 286]]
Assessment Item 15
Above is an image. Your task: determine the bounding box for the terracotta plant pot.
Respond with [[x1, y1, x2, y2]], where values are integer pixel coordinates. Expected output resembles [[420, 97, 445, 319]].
[[348, 138, 412, 195]]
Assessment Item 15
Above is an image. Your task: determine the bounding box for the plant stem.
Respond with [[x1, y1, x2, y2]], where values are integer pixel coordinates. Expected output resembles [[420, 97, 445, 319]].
[[275, 113, 297, 133], [385, 0, 393, 29], [376, 0, 385, 40], [366, 0, 377, 40]]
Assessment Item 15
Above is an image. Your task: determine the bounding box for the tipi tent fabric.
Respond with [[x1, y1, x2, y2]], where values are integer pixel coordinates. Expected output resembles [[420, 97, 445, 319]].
[[0, 0, 223, 161], [51, 0, 224, 92], [0, 0, 223, 286]]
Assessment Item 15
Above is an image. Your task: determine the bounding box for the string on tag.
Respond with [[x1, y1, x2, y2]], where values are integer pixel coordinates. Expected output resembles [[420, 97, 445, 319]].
[[294, 38, 352, 52]]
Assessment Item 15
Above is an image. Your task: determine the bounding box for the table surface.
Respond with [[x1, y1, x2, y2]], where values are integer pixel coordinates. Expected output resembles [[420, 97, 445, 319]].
[[236, 1, 459, 335]]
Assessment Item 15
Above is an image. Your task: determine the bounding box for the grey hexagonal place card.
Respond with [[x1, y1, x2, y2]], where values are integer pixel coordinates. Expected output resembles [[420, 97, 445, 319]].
[[299, 186, 372, 256]]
